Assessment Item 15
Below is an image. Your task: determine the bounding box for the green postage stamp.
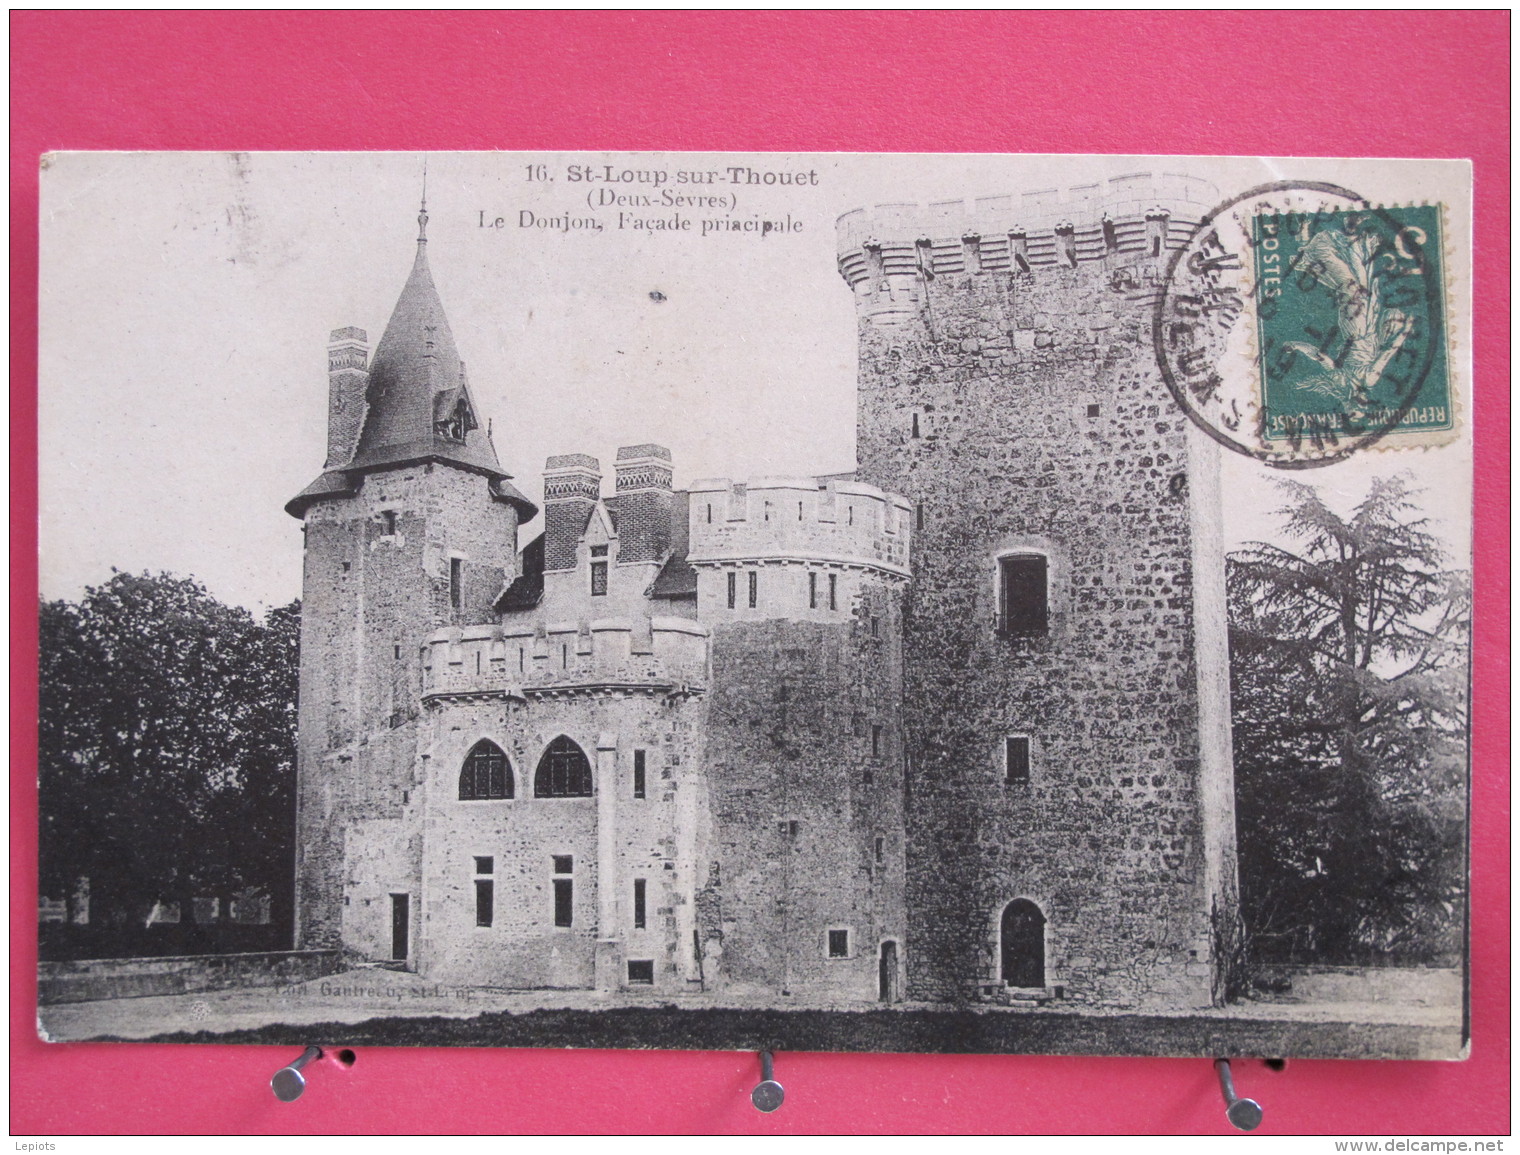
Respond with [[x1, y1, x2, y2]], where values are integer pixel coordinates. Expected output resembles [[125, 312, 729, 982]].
[[1158, 183, 1459, 465], [1253, 203, 1451, 447]]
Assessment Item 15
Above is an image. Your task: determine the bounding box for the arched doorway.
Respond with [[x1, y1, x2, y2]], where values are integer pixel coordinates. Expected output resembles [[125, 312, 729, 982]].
[[1000, 899, 1045, 988], [878, 940, 900, 1002]]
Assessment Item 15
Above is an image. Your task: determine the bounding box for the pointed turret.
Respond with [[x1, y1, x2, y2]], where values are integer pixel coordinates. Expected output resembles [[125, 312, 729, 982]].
[[348, 203, 501, 475], [287, 203, 537, 519]]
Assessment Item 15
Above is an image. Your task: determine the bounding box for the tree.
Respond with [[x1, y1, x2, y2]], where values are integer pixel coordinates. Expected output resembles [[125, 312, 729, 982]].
[[38, 572, 299, 952], [1228, 476, 1468, 965]]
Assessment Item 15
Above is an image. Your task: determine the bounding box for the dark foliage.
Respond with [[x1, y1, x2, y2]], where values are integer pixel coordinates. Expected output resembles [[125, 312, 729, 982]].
[[1228, 477, 1468, 965], [38, 572, 299, 958]]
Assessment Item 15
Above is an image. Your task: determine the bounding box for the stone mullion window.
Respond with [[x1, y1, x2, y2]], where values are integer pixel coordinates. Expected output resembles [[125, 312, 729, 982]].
[[552, 855, 574, 928], [474, 856, 494, 928]]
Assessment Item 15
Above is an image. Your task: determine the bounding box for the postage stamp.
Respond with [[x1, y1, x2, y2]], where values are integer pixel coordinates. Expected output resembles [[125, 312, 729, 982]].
[[1256, 203, 1451, 447], [1155, 182, 1456, 467]]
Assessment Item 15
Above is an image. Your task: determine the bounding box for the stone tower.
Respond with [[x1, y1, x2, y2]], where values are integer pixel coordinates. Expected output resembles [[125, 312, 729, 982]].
[[686, 475, 913, 1000], [837, 173, 1240, 1008], [285, 205, 537, 959]]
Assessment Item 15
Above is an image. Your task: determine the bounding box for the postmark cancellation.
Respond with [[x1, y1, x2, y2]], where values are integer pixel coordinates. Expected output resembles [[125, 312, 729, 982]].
[[1156, 182, 1456, 467]]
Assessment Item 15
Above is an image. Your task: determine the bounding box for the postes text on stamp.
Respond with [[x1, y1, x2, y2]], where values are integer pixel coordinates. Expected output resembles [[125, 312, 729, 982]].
[[1155, 182, 1454, 467]]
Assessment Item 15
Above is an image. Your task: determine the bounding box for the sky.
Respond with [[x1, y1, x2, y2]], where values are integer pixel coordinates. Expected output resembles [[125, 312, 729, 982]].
[[38, 152, 1473, 613]]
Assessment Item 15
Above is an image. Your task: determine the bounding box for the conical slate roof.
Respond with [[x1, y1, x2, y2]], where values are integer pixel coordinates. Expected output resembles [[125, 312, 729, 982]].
[[347, 207, 504, 477], [287, 207, 537, 521]]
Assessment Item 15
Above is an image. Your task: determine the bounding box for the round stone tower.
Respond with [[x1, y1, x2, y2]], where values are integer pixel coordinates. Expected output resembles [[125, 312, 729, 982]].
[[285, 206, 536, 961]]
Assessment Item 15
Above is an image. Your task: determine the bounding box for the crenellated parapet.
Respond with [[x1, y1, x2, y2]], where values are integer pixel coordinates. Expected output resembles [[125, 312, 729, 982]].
[[687, 475, 912, 579], [837, 172, 1217, 323], [421, 616, 709, 702]]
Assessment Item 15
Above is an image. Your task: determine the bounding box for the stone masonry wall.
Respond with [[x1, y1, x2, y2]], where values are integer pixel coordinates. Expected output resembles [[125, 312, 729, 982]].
[[414, 691, 706, 992], [295, 463, 519, 953], [843, 181, 1235, 1009], [700, 584, 906, 1003]]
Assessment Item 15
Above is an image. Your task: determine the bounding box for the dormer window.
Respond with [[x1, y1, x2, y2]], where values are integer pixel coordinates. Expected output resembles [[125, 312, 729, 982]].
[[434, 396, 476, 443]]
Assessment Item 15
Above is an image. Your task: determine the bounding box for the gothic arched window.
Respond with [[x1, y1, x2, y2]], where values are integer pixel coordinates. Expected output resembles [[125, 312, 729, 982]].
[[458, 740, 513, 801], [535, 736, 594, 798]]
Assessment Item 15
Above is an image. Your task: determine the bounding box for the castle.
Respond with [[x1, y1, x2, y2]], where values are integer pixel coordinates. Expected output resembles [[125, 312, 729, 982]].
[[287, 172, 1240, 1009]]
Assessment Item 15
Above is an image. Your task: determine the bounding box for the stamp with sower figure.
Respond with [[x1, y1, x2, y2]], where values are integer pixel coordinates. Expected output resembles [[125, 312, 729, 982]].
[[1155, 182, 1453, 467]]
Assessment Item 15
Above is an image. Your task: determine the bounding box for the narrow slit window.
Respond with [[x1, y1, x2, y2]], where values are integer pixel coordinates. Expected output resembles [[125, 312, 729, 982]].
[[871, 724, 882, 758], [875, 836, 885, 864], [809, 572, 817, 609], [552, 854, 574, 927], [382, 510, 397, 536], [633, 878, 647, 929], [449, 557, 462, 610], [633, 749, 646, 799], [828, 573, 838, 611], [1005, 735, 1032, 784], [748, 570, 758, 609], [911, 412, 920, 438], [475, 879, 494, 927], [706, 503, 712, 524], [727, 571, 736, 609]]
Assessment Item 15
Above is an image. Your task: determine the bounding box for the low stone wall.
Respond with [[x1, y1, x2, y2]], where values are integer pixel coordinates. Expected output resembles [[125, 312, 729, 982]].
[[38, 949, 346, 1005]]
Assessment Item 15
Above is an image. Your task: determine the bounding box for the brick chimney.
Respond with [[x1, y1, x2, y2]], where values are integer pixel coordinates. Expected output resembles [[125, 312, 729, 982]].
[[542, 454, 601, 572], [325, 327, 368, 468], [613, 445, 674, 564]]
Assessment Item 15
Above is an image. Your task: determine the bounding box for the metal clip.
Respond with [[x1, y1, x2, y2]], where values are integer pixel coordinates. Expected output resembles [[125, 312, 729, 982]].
[[1215, 1058, 1264, 1131], [271, 1045, 324, 1102], [751, 1050, 784, 1112]]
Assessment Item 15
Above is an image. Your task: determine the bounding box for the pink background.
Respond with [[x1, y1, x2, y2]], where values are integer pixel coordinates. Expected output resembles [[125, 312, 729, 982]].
[[10, 11, 1509, 1135]]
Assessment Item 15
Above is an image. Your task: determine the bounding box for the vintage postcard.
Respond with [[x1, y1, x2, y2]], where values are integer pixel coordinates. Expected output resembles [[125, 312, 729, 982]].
[[36, 152, 1473, 1059]]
